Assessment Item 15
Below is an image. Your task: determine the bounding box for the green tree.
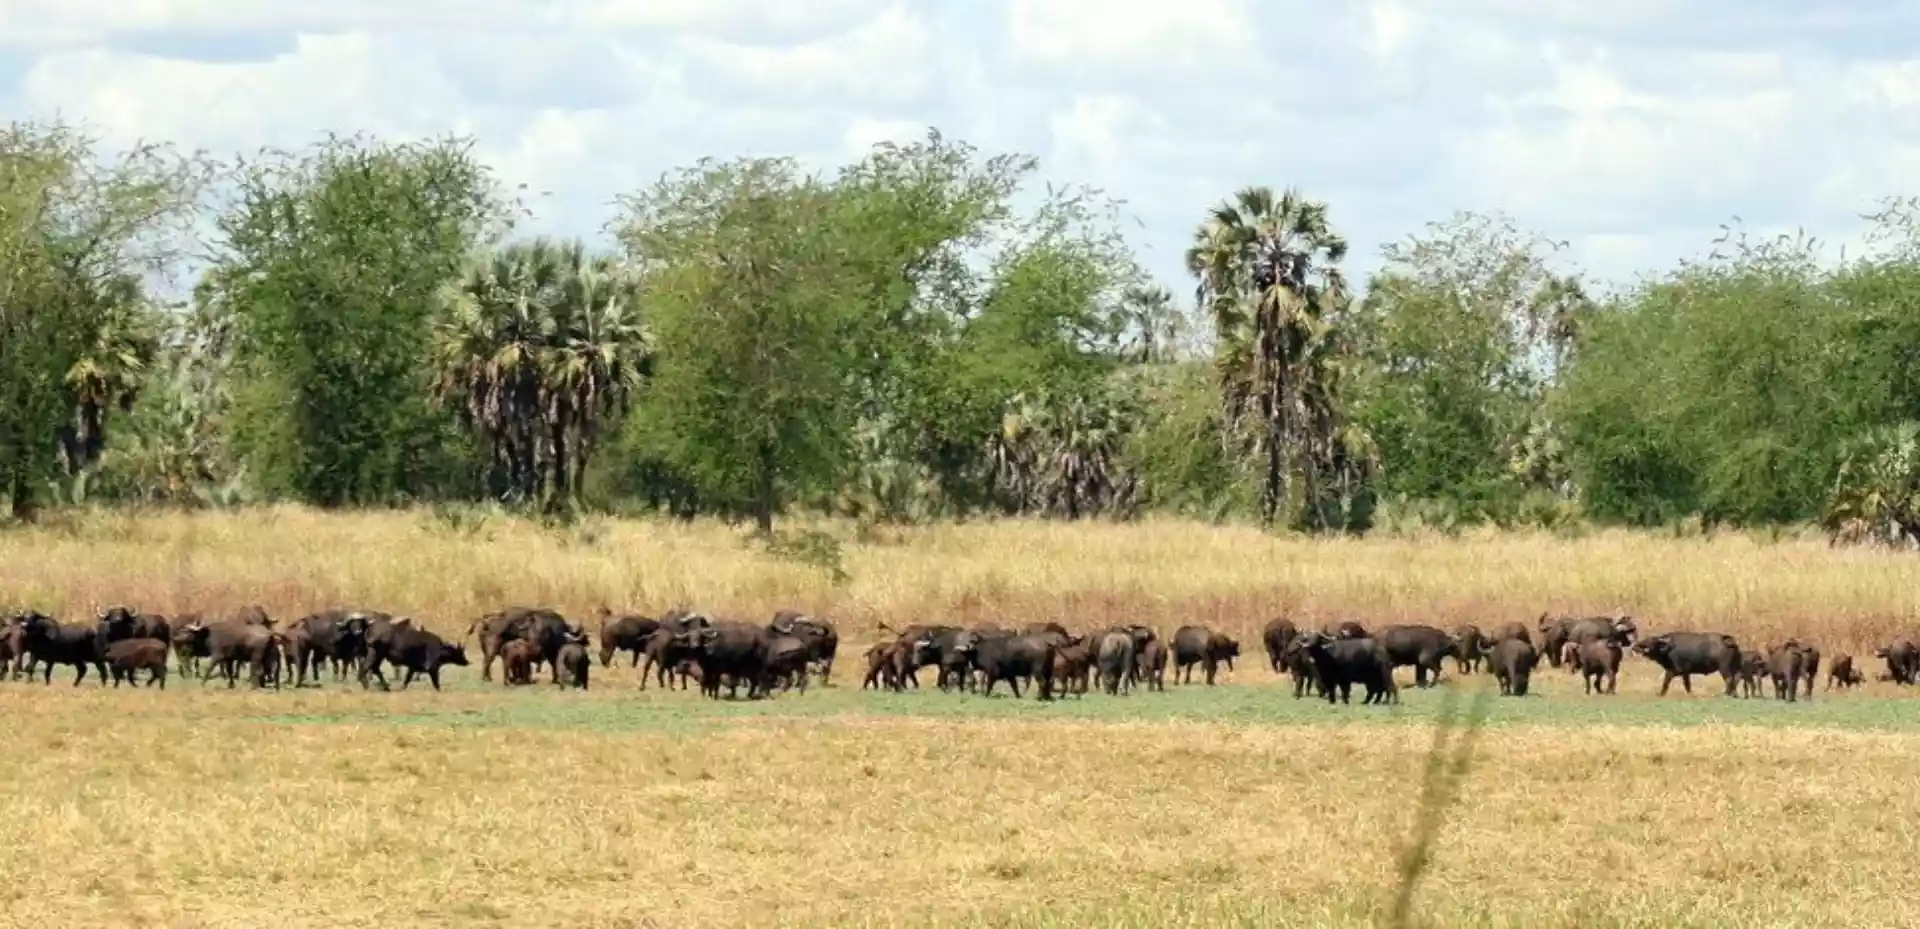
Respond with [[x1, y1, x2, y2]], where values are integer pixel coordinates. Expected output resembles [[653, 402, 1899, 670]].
[[205, 133, 511, 506], [0, 121, 207, 520], [614, 157, 862, 531], [1349, 212, 1592, 517], [1186, 186, 1373, 530]]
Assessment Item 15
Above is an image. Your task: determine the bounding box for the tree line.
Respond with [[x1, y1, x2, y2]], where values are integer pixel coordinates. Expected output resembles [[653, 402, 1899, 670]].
[[6, 118, 1920, 544]]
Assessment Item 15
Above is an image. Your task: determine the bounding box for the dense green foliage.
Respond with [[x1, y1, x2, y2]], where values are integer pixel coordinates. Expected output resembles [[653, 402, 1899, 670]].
[[5, 117, 1920, 542]]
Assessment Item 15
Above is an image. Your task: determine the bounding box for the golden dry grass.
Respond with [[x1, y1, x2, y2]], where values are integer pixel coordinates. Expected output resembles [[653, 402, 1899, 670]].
[[5, 508, 1920, 927]]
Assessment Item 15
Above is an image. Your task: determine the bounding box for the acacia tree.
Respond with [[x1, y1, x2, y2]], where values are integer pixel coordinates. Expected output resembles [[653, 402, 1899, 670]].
[[432, 237, 648, 509], [0, 121, 207, 519], [615, 157, 862, 531], [1186, 186, 1372, 530]]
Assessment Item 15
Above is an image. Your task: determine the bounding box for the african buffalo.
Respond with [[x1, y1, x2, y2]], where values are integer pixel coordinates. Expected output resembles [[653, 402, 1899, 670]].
[[1136, 637, 1168, 692], [502, 639, 536, 685], [558, 634, 591, 690], [1378, 624, 1458, 688], [375, 621, 470, 691], [1874, 639, 1918, 685], [677, 620, 773, 700], [1262, 617, 1298, 674], [594, 607, 661, 669], [1633, 632, 1742, 697], [1453, 624, 1488, 674], [104, 638, 170, 689], [1768, 641, 1811, 703], [958, 632, 1056, 700], [1490, 638, 1538, 696], [18, 612, 108, 686], [1574, 639, 1621, 695], [1737, 652, 1767, 698], [1300, 633, 1397, 705], [763, 633, 814, 695], [769, 611, 838, 685], [1095, 630, 1136, 695], [1828, 653, 1864, 690], [1172, 626, 1239, 686]]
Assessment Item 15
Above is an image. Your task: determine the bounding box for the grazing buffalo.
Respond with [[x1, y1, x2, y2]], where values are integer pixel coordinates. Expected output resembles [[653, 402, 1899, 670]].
[[594, 607, 661, 669], [1633, 632, 1742, 697], [1490, 638, 1538, 696], [1453, 624, 1488, 674], [1574, 639, 1621, 695], [1300, 633, 1397, 705], [1378, 624, 1459, 688], [958, 632, 1056, 700], [1262, 617, 1298, 674], [1171, 626, 1239, 686], [1094, 631, 1136, 695], [104, 638, 170, 689], [19, 612, 108, 686]]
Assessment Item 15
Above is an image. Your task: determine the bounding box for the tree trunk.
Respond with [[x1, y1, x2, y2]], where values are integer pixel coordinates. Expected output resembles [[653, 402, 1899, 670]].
[[548, 401, 570, 512], [8, 470, 35, 523], [754, 440, 777, 533]]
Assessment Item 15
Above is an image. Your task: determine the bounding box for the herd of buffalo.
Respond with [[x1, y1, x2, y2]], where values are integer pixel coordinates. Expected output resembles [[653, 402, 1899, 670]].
[[1, 603, 1914, 704]]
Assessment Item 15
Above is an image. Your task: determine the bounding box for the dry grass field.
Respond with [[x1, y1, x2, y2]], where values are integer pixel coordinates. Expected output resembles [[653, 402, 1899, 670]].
[[6, 508, 1920, 928]]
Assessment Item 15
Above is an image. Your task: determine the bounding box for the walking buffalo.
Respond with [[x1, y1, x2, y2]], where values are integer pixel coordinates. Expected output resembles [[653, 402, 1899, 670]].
[[1172, 626, 1239, 686], [1262, 617, 1298, 674], [1453, 624, 1488, 674], [1633, 632, 1742, 697], [558, 634, 591, 690], [104, 638, 170, 689], [1574, 639, 1621, 695], [18, 612, 108, 686], [769, 611, 839, 685], [957, 632, 1056, 700], [594, 607, 661, 669], [1135, 637, 1168, 692], [375, 621, 470, 692], [1378, 624, 1459, 688], [1827, 653, 1864, 690]]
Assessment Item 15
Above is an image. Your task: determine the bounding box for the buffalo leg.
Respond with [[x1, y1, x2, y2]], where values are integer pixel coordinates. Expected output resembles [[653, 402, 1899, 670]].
[[428, 667, 442, 691]]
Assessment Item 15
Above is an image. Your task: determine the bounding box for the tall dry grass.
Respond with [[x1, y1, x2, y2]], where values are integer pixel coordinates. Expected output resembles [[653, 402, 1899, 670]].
[[3, 507, 1918, 651]]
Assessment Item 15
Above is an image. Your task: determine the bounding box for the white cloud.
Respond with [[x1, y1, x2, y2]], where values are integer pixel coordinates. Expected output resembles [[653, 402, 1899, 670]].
[[5, 0, 1920, 291]]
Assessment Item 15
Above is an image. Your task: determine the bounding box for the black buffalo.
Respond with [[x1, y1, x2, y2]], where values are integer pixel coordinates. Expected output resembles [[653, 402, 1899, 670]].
[[1378, 624, 1459, 688], [1633, 632, 1742, 697], [1300, 633, 1397, 705], [1490, 638, 1538, 696]]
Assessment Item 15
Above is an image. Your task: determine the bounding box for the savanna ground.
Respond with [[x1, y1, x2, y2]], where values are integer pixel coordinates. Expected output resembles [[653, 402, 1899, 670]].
[[6, 510, 1920, 928]]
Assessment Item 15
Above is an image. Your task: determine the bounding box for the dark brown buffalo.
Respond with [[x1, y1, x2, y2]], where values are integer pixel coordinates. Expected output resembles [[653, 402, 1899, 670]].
[[1537, 615, 1574, 668], [1874, 639, 1918, 685], [96, 606, 171, 647], [1050, 635, 1092, 696], [558, 635, 591, 690], [860, 641, 900, 690], [1827, 653, 1864, 690], [1488, 621, 1532, 646], [1331, 621, 1369, 640], [874, 622, 959, 691], [1736, 652, 1767, 698], [1453, 624, 1488, 674], [1633, 632, 1742, 697], [1262, 617, 1298, 674], [1300, 633, 1397, 705], [1135, 637, 1168, 692], [594, 607, 661, 669], [18, 612, 108, 685], [501, 639, 536, 685], [958, 632, 1057, 700], [1172, 625, 1239, 686], [1490, 638, 1538, 696], [769, 611, 839, 686], [0, 614, 22, 679], [763, 634, 813, 695], [182, 616, 282, 689], [1797, 643, 1822, 699], [285, 610, 373, 686], [1280, 635, 1319, 698], [1574, 639, 1621, 695], [638, 611, 710, 690], [469, 607, 573, 684], [1767, 641, 1811, 703], [676, 620, 773, 700], [1020, 621, 1070, 639], [104, 638, 170, 689], [1378, 624, 1458, 688], [378, 622, 469, 692]]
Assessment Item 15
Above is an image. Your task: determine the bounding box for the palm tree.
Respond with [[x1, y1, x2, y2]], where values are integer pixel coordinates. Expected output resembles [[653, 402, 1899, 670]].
[[432, 238, 649, 509], [1117, 284, 1190, 364], [59, 273, 156, 476], [1185, 186, 1368, 529]]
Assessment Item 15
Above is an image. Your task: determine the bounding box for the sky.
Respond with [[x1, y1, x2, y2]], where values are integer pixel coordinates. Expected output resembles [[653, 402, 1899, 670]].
[[5, 0, 1919, 298]]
